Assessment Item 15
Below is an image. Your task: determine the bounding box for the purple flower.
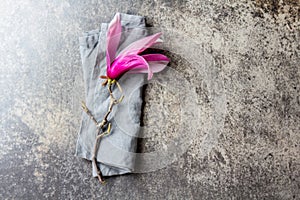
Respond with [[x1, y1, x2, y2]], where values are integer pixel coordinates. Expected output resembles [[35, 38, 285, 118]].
[[104, 13, 170, 81]]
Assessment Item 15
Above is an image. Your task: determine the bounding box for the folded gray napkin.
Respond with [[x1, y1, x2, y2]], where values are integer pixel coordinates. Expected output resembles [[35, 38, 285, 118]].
[[76, 13, 147, 176]]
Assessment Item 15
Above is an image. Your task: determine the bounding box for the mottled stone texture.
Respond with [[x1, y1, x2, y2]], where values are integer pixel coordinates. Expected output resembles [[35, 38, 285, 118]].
[[0, 0, 299, 199]]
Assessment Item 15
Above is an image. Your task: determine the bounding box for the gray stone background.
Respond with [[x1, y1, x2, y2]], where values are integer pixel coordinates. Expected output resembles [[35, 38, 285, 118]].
[[0, 0, 299, 199]]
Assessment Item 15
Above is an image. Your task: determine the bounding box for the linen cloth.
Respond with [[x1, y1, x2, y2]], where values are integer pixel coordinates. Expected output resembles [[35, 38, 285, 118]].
[[76, 13, 147, 176]]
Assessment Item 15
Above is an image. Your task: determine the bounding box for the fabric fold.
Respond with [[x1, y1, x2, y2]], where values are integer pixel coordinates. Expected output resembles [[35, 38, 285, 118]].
[[75, 13, 147, 176]]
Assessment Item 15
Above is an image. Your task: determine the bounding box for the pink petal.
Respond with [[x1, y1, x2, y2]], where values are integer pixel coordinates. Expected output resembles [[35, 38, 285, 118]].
[[107, 55, 153, 80], [128, 54, 169, 74], [142, 54, 170, 62], [118, 32, 162, 56], [106, 13, 122, 68]]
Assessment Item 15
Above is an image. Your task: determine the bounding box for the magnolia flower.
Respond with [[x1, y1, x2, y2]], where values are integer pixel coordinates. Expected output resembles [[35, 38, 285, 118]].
[[102, 13, 169, 84]]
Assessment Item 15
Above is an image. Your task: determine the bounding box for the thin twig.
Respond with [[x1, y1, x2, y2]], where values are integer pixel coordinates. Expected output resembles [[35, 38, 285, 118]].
[[81, 81, 123, 184], [81, 102, 98, 125]]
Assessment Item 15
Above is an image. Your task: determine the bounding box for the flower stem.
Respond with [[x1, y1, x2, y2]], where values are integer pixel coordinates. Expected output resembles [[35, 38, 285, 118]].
[[81, 80, 123, 184]]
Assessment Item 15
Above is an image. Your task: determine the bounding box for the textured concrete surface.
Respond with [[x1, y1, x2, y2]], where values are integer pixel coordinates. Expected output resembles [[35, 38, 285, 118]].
[[0, 0, 299, 199]]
